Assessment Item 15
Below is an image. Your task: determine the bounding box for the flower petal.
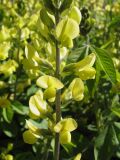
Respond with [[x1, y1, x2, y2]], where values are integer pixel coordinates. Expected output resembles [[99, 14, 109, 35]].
[[60, 131, 71, 144], [23, 130, 37, 144]]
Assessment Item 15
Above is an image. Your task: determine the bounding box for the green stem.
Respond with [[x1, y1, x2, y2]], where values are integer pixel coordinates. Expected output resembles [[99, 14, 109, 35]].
[[54, 4, 61, 160]]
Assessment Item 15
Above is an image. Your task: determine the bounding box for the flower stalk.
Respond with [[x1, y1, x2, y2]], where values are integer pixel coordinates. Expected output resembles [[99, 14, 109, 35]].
[[54, 2, 61, 160]]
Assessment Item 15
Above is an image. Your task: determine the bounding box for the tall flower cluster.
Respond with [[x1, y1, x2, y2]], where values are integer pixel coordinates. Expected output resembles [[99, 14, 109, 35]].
[[22, 0, 96, 157]]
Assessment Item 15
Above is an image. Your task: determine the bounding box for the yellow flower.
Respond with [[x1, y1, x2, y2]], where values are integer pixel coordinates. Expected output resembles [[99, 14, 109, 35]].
[[54, 118, 77, 144], [62, 53, 96, 102], [0, 42, 10, 60], [0, 60, 18, 76], [74, 153, 82, 160], [56, 18, 79, 48], [23, 120, 43, 144], [36, 75, 64, 102]]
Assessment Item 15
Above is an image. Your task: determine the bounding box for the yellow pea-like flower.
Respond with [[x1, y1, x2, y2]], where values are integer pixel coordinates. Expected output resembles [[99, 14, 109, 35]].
[[5, 154, 14, 160], [29, 94, 47, 118], [74, 153, 82, 160], [43, 87, 56, 102], [36, 75, 63, 102], [75, 53, 96, 71], [23, 130, 37, 144], [36, 75, 64, 90], [54, 118, 77, 144], [0, 42, 10, 60], [62, 78, 84, 102], [56, 18, 79, 48], [29, 109, 40, 120], [60, 131, 71, 144], [54, 118, 77, 133], [76, 67, 96, 80], [69, 78, 84, 101], [26, 120, 41, 138], [0, 60, 18, 76], [69, 6, 82, 24]]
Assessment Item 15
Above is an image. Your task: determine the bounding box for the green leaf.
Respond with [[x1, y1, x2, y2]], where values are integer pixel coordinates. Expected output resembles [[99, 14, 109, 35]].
[[67, 46, 86, 63], [91, 47, 116, 84], [40, 9, 55, 28], [11, 101, 29, 115], [94, 123, 120, 160], [108, 16, 120, 28], [101, 39, 114, 49], [2, 106, 14, 123], [60, 0, 73, 12], [111, 95, 120, 117], [43, 0, 55, 14], [1, 121, 18, 137], [15, 152, 36, 160]]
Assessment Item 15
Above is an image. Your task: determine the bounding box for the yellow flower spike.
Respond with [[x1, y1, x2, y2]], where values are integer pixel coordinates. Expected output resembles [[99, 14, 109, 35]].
[[23, 130, 37, 144], [26, 120, 41, 138], [69, 78, 84, 101], [76, 67, 96, 80], [36, 75, 64, 90], [60, 131, 71, 144], [69, 6, 82, 24], [75, 53, 96, 71], [43, 87, 56, 102], [74, 153, 82, 160], [29, 94, 47, 118]]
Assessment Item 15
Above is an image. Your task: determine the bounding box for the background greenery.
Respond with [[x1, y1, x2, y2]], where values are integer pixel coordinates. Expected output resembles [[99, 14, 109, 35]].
[[0, 0, 120, 160]]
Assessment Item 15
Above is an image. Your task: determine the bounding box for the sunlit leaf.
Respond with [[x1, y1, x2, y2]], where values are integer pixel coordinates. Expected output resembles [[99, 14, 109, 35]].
[[91, 47, 116, 84]]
